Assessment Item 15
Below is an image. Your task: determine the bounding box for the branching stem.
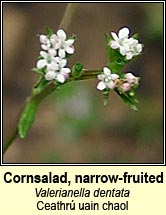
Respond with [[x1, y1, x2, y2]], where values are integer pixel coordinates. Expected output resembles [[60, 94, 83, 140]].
[[3, 67, 101, 155], [3, 3, 79, 156]]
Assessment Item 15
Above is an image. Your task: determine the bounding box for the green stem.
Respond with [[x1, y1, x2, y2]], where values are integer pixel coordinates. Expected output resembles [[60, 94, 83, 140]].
[[3, 3, 79, 156], [69, 69, 101, 81], [3, 127, 18, 155], [3, 69, 101, 155]]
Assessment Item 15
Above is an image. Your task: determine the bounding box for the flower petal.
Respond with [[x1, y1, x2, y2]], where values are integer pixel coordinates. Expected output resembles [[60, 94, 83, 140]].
[[125, 73, 135, 80], [50, 34, 57, 44], [60, 59, 67, 68], [121, 38, 130, 51], [65, 39, 74, 46], [41, 44, 49, 50], [57, 29, 66, 41], [65, 39, 75, 46], [103, 67, 111, 76], [111, 74, 119, 80], [110, 41, 119, 49], [119, 46, 127, 56], [40, 35, 48, 44], [122, 83, 131, 92], [126, 52, 133, 60], [57, 74, 65, 83], [58, 49, 66, 58], [37, 59, 47, 69], [47, 61, 58, 70], [61, 67, 71, 74], [125, 73, 137, 84], [118, 27, 130, 39], [45, 71, 56, 81], [48, 49, 57, 56], [40, 51, 48, 58], [111, 32, 119, 41], [136, 43, 143, 53], [65, 45, 75, 54], [97, 81, 106, 90], [108, 81, 115, 89], [127, 37, 136, 46], [97, 74, 105, 81]]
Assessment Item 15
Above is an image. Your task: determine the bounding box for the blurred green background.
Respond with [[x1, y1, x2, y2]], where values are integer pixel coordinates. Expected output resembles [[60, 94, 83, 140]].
[[3, 2, 164, 163]]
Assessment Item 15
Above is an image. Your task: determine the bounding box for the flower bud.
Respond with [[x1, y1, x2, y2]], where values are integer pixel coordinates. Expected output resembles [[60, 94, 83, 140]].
[[122, 83, 131, 92], [40, 35, 48, 44], [72, 62, 84, 78], [125, 73, 138, 84]]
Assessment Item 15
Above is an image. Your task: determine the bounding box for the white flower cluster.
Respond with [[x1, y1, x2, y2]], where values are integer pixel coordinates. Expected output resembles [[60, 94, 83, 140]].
[[97, 67, 119, 91], [110, 27, 143, 60], [97, 67, 139, 92], [36, 29, 75, 83]]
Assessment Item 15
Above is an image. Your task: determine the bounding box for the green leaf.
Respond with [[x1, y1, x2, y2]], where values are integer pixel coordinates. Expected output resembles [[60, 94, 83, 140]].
[[132, 33, 139, 40], [32, 77, 48, 96], [32, 67, 39, 73], [45, 26, 54, 37], [65, 53, 74, 59], [38, 55, 43, 60], [18, 99, 39, 138], [105, 33, 126, 74], [115, 89, 139, 111], [32, 67, 43, 76], [72, 62, 84, 78]]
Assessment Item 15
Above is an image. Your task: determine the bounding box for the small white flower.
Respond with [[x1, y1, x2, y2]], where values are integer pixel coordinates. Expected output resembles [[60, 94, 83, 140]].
[[58, 49, 66, 58], [36, 28, 75, 83], [48, 48, 57, 57], [45, 70, 56, 81], [50, 34, 58, 46], [40, 35, 51, 51], [126, 52, 134, 60], [97, 67, 119, 91], [48, 57, 71, 83], [40, 34, 59, 51], [123, 38, 142, 59], [136, 43, 143, 53], [110, 27, 130, 49], [53, 57, 67, 71], [110, 27, 143, 60], [36, 51, 56, 69], [56, 67, 71, 83], [118, 27, 130, 38], [40, 35, 48, 44], [56, 29, 75, 58]]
